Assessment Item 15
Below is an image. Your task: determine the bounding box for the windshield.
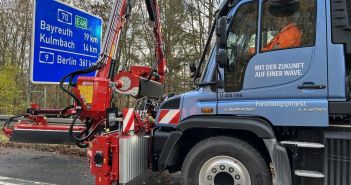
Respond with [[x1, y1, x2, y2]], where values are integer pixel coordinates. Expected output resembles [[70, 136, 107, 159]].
[[194, 0, 242, 85]]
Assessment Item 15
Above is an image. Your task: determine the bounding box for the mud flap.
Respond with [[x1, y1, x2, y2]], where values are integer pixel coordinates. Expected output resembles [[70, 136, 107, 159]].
[[264, 138, 292, 185]]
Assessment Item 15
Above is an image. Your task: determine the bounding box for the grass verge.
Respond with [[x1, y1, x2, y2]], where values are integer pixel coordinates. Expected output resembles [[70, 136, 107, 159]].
[[0, 132, 9, 145]]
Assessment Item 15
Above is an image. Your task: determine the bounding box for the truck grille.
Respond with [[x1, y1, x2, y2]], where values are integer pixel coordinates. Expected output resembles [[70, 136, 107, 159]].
[[325, 133, 351, 185]]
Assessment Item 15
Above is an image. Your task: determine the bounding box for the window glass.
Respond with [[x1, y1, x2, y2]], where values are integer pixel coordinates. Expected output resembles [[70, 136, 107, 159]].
[[225, 1, 258, 92], [260, 0, 316, 52]]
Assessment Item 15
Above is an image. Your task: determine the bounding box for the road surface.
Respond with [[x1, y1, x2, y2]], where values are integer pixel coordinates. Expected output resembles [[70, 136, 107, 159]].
[[0, 147, 181, 185]]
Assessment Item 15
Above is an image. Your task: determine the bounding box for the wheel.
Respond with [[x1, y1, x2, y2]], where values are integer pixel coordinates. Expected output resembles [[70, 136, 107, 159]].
[[181, 136, 272, 185]]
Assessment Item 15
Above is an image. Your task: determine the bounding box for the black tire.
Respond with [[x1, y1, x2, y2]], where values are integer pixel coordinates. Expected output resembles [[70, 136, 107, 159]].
[[181, 136, 272, 185]]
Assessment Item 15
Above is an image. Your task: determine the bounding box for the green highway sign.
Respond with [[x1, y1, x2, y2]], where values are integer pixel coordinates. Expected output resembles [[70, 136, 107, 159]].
[[75, 15, 88, 29]]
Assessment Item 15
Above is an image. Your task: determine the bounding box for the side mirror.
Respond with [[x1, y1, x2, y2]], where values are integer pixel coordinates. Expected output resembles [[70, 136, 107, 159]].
[[216, 49, 228, 68], [216, 16, 227, 49], [189, 63, 200, 78], [189, 63, 197, 73]]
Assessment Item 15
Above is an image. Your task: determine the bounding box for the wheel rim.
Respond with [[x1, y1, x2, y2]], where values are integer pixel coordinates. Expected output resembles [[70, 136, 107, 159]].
[[199, 156, 251, 185]]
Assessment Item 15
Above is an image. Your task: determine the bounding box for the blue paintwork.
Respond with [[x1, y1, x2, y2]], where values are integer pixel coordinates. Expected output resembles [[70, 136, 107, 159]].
[[326, 0, 347, 101], [243, 48, 315, 90], [156, 49, 218, 127], [216, 0, 329, 127], [155, 88, 217, 127], [156, 0, 345, 128], [218, 99, 328, 127], [180, 89, 217, 119]]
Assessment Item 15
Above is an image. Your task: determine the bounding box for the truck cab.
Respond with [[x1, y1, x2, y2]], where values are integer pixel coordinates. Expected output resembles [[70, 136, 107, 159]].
[[153, 0, 351, 185]]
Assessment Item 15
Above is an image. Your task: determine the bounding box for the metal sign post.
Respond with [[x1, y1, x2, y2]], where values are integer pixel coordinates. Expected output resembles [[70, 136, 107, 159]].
[[31, 0, 102, 84]]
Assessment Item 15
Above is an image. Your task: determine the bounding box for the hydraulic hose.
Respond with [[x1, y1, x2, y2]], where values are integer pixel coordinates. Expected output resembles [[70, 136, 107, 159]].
[[69, 119, 105, 143], [59, 55, 107, 147], [2, 115, 25, 133]]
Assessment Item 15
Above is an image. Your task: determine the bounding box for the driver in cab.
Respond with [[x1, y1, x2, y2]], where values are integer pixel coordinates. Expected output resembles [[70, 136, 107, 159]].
[[250, 1, 302, 54], [261, 17, 302, 52]]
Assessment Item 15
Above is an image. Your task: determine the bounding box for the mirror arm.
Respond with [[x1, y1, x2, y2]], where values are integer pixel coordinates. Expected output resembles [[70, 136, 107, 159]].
[[197, 81, 217, 87]]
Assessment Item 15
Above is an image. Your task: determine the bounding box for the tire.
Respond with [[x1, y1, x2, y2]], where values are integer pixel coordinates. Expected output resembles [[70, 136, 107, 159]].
[[181, 136, 272, 185]]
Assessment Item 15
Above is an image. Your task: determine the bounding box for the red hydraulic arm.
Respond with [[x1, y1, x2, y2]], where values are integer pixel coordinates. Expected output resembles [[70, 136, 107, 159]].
[[3, 0, 167, 185], [147, 0, 167, 81], [73, 1, 168, 184], [96, 0, 129, 79], [2, 0, 167, 184], [2, 0, 166, 138], [97, 0, 166, 82]]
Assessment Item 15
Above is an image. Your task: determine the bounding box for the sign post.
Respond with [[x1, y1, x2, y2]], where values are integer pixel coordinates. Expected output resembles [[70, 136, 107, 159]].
[[31, 0, 102, 84]]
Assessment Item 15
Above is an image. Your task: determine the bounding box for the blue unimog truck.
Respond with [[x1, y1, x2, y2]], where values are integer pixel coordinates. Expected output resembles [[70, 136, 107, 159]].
[[153, 0, 351, 184]]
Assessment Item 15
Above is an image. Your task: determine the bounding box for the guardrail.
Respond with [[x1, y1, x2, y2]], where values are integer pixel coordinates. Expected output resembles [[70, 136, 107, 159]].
[[0, 115, 75, 125]]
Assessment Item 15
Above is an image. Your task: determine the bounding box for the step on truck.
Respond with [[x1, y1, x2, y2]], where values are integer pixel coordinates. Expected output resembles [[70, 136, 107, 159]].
[[3, 0, 351, 184]]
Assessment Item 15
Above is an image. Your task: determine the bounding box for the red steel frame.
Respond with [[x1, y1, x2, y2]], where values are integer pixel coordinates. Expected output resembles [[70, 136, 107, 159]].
[[2, 1, 166, 184]]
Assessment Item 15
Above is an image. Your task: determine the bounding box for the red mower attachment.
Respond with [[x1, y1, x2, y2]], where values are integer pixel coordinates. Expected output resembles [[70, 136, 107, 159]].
[[1, 104, 85, 144]]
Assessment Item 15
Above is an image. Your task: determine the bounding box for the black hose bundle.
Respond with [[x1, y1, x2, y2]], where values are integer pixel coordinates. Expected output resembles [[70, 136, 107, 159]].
[[59, 55, 107, 148], [2, 115, 25, 132]]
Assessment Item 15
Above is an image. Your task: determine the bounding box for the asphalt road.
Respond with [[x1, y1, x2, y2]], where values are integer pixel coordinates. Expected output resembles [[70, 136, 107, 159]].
[[0, 118, 181, 185], [0, 147, 181, 185]]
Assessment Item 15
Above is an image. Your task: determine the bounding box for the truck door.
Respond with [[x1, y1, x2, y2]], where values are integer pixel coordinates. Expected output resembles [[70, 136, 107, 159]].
[[217, 0, 329, 127]]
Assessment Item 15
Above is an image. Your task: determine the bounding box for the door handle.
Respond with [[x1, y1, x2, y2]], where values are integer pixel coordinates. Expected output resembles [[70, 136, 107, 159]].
[[298, 83, 326, 90]]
